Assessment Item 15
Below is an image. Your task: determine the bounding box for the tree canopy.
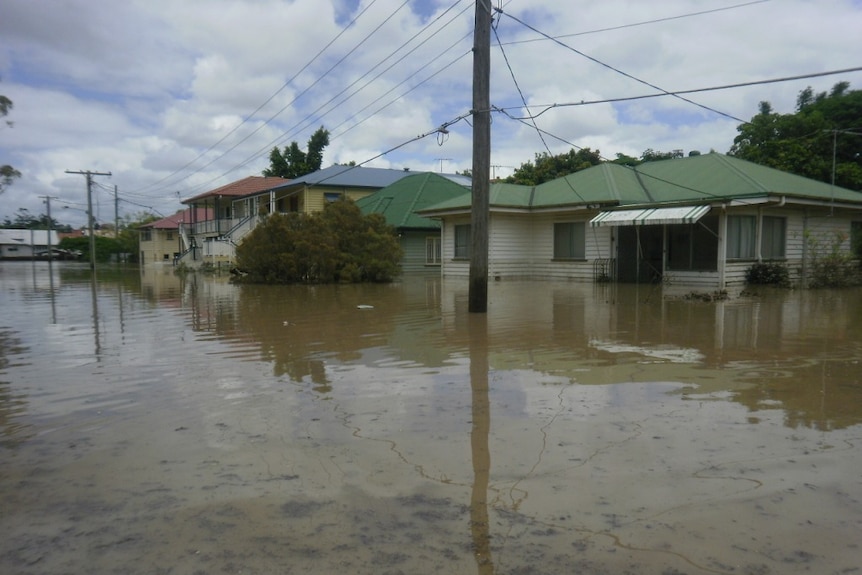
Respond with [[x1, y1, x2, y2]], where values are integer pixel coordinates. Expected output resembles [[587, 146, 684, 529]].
[[505, 147, 603, 185], [729, 82, 862, 191], [235, 199, 402, 284], [1, 208, 71, 231], [1, 93, 21, 195], [262, 126, 330, 179]]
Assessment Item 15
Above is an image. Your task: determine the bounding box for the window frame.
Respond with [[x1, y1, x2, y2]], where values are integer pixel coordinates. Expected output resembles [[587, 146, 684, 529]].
[[553, 221, 586, 260], [453, 224, 470, 259], [761, 216, 786, 260], [726, 215, 756, 260], [425, 236, 441, 265]]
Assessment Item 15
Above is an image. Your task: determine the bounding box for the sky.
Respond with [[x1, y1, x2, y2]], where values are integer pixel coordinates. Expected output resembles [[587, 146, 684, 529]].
[[1, 0, 861, 228]]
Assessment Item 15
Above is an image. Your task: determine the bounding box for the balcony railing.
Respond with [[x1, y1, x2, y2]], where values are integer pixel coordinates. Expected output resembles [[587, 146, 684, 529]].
[[182, 218, 237, 236]]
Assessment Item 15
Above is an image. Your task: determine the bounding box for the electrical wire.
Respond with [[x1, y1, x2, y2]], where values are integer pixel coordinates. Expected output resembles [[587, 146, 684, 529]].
[[165, 0, 416, 198], [496, 7, 748, 124], [129, 0, 384, 195], [492, 12, 551, 155], [495, 67, 862, 120], [499, 0, 771, 46], [170, 1, 473, 198]]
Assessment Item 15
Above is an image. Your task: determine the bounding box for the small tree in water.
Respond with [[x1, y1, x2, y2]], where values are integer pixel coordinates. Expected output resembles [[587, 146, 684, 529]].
[[235, 199, 402, 284]]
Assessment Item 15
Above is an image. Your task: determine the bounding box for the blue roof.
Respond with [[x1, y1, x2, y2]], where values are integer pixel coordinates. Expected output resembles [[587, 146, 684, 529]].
[[269, 165, 415, 191]]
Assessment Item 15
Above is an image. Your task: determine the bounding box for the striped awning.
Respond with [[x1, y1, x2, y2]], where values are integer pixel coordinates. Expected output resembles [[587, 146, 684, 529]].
[[589, 205, 711, 227]]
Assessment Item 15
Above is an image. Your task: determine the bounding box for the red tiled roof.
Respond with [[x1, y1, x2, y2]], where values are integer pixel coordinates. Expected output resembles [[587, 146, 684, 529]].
[[143, 207, 212, 229], [182, 176, 289, 203]]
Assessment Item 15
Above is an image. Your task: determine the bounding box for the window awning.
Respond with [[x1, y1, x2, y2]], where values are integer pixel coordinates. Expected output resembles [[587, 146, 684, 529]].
[[589, 205, 711, 227]]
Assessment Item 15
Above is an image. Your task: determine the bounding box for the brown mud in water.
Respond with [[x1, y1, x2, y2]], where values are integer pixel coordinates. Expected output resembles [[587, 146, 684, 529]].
[[1, 262, 860, 574]]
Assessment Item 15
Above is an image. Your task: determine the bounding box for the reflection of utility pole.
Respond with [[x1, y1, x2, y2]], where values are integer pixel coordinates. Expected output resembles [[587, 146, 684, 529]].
[[468, 314, 494, 574], [65, 169, 112, 272], [435, 158, 452, 173]]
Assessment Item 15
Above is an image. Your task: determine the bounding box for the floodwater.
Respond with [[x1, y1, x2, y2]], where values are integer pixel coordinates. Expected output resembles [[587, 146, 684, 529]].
[[1, 262, 861, 575]]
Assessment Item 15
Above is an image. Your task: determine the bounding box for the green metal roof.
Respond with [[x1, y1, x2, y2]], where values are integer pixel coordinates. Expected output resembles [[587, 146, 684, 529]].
[[418, 153, 862, 213], [355, 172, 470, 229]]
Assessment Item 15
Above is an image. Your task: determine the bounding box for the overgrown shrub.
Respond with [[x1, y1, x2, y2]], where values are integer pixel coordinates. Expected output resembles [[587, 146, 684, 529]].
[[806, 231, 860, 288], [809, 252, 859, 287], [58, 235, 121, 263], [235, 199, 402, 284], [745, 261, 790, 287]]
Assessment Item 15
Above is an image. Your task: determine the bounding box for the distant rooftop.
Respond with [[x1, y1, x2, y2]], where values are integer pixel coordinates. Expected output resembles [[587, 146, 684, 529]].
[[267, 164, 469, 193], [183, 176, 289, 203]]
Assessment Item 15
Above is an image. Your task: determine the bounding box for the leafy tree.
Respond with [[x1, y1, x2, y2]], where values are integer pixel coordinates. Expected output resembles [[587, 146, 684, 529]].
[[729, 82, 862, 190], [1, 92, 21, 194], [640, 148, 684, 162], [236, 199, 401, 284], [57, 235, 121, 263], [1, 208, 64, 230], [610, 153, 641, 166], [506, 147, 603, 185], [262, 126, 330, 178]]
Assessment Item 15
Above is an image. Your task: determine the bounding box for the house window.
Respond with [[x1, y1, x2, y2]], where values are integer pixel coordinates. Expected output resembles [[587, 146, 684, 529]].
[[668, 216, 719, 271], [852, 221, 862, 258], [426, 236, 441, 265], [726, 215, 756, 259], [163, 253, 170, 260], [761, 216, 786, 259], [324, 192, 342, 203], [454, 224, 470, 259], [141, 229, 152, 242], [553, 222, 585, 259], [166, 231, 174, 241]]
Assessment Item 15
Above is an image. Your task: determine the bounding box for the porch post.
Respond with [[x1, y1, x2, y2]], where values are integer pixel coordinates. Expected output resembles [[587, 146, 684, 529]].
[[717, 211, 727, 288]]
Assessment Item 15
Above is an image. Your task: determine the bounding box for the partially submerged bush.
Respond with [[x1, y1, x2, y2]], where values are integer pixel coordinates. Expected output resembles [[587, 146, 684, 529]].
[[807, 231, 861, 288], [235, 199, 402, 284], [745, 261, 790, 287]]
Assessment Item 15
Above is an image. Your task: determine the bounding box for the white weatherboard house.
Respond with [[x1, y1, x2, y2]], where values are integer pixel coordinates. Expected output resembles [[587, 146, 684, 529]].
[[0, 229, 62, 259], [418, 153, 862, 289]]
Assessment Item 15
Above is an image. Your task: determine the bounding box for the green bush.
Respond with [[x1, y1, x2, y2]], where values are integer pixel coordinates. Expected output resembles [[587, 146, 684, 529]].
[[58, 235, 121, 263], [235, 199, 402, 284], [807, 231, 861, 288], [744, 261, 790, 287], [809, 252, 859, 287]]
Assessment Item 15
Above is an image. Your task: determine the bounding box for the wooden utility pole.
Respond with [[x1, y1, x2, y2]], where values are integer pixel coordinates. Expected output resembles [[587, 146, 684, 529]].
[[39, 195, 57, 262], [114, 185, 119, 239], [469, 0, 492, 313], [65, 170, 112, 272]]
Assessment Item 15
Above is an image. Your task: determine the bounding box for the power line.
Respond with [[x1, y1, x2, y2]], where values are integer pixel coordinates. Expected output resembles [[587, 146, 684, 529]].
[[129, 0, 384, 196], [492, 12, 551, 155], [496, 7, 747, 124], [167, 0, 416, 198], [493, 66, 862, 120], [500, 0, 771, 46], [167, 2, 474, 198]]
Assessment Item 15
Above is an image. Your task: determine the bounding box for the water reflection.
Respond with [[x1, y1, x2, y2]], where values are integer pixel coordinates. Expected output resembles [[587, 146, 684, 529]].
[[468, 314, 494, 574], [137, 272, 862, 432], [3, 264, 862, 574]]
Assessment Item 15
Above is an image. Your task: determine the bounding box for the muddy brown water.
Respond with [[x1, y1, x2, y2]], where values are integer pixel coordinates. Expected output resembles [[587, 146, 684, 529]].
[[1, 261, 860, 575]]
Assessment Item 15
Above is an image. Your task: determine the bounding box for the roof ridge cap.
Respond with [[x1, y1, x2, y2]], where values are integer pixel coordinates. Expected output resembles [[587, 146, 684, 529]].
[[402, 172, 433, 227], [712, 154, 769, 194]]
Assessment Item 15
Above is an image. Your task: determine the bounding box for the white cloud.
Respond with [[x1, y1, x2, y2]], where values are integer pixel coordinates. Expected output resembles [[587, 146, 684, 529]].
[[2, 0, 862, 226]]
